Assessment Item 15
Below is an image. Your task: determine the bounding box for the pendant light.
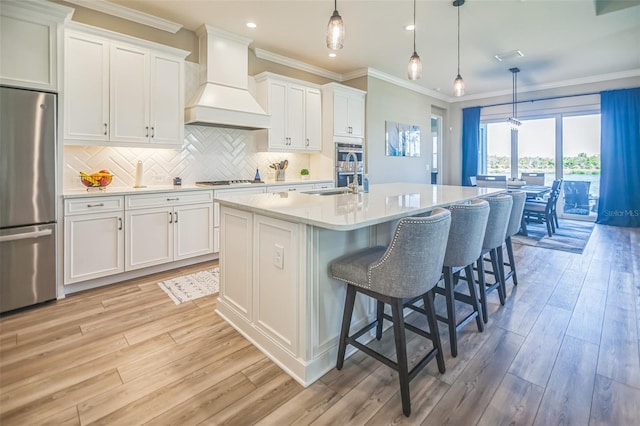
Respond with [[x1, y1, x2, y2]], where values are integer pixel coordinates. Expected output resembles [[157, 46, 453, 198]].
[[452, 0, 465, 96], [326, 0, 345, 50], [507, 67, 522, 131], [407, 0, 422, 80]]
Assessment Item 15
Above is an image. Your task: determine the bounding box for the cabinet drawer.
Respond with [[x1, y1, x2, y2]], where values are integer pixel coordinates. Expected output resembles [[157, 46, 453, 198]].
[[65, 196, 124, 215], [126, 190, 213, 209]]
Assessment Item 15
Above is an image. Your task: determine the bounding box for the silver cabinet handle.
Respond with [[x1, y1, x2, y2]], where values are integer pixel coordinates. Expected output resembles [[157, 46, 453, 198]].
[[174, 212, 178, 223], [104, 123, 108, 135], [151, 126, 155, 138], [87, 203, 104, 208], [306, 138, 309, 146], [0, 229, 52, 243], [118, 217, 123, 230], [145, 126, 149, 137], [169, 212, 173, 223], [166, 198, 179, 201]]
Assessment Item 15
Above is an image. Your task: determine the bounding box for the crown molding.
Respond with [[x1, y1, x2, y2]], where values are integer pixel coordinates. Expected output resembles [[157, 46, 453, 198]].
[[365, 68, 452, 102], [63, 0, 182, 33], [0, 0, 74, 22], [454, 68, 640, 103], [253, 48, 342, 81]]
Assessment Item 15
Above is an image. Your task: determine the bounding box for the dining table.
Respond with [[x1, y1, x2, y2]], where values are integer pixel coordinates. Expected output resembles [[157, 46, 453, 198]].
[[508, 185, 551, 236]]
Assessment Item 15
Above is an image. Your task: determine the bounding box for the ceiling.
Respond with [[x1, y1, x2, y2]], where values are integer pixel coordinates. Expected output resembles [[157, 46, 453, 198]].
[[106, 1, 639, 100]]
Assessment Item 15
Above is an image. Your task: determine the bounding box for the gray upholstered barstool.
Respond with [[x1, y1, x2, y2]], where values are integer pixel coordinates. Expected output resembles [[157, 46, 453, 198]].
[[477, 194, 513, 323], [433, 199, 490, 357], [330, 209, 451, 417], [502, 191, 526, 287]]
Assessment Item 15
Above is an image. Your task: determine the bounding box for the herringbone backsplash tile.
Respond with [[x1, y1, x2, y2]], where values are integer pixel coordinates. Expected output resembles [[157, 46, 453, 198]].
[[63, 126, 313, 189]]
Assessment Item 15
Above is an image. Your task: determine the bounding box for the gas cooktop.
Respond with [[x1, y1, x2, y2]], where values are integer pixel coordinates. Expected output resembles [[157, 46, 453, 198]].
[[196, 180, 264, 186]]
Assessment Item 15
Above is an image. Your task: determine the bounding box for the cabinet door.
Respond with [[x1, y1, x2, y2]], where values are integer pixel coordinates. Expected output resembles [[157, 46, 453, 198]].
[[286, 84, 306, 150], [150, 54, 183, 146], [64, 212, 124, 284], [126, 206, 172, 270], [268, 80, 288, 150], [64, 32, 109, 141], [333, 91, 350, 137], [0, 13, 56, 90], [305, 88, 322, 151], [174, 203, 214, 260], [110, 43, 149, 144], [347, 93, 365, 138]]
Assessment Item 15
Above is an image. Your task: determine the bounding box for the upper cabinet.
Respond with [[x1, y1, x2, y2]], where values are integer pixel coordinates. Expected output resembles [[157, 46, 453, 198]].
[[63, 25, 188, 148], [322, 83, 366, 144], [254, 72, 322, 152], [0, 0, 73, 91]]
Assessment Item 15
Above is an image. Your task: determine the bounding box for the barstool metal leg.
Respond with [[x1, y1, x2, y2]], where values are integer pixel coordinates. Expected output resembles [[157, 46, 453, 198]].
[[375, 301, 384, 340], [490, 249, 506, 305], [423, 290, 446, 374], [477, 257, 488, 323], [336, 285, 356, 370], [505, 236, 518, 286], [464, 265, 484, 333]]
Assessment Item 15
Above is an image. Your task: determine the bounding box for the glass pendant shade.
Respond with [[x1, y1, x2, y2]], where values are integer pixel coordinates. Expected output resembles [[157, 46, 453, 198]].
[[507, 67, 521, 131], [326, 9, 345, 50], [408, 52, 422, 80], [453, 74, 465, 96]]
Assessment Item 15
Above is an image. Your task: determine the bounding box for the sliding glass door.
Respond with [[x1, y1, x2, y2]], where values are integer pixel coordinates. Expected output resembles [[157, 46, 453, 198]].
[[479, 112, 600, 221], [562, 114, 600, 219]]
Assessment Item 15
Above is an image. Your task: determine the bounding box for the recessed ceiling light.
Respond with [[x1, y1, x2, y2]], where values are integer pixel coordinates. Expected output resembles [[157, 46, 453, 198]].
[[405, 24, 415, 31], [329, 52, 337, 58], [494, 50, 524, 62], [246, 22, 257, 29]]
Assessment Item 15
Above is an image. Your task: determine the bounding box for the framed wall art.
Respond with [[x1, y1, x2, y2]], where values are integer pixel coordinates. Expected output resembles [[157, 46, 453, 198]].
[[385, 121, 421, 157]]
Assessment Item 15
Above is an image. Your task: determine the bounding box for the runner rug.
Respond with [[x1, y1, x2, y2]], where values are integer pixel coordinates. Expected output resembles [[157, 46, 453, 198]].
[[158, 268, 219, 304], [512, 219, 594, 254]]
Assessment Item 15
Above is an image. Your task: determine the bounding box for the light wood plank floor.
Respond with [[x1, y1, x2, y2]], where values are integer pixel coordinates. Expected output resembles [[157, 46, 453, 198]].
[[1, 223, 639, 425]]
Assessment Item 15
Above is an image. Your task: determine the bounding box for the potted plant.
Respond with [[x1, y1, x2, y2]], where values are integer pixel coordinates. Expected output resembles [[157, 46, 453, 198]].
[[300, 168, 310, 180]]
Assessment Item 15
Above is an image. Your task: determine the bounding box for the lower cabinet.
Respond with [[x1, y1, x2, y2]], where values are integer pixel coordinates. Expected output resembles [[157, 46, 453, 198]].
[[64, 196, 124, 284], [64, 191, 213, 284], [125, 194, 214, 271]]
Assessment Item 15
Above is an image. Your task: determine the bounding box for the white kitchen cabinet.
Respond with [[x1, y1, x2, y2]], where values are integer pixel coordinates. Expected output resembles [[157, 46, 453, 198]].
[[64, 31, 110, 141], [255, 73, 322, 152], [313, 181, 335, 189], [64, 197, 124, 284], [322, 83, 366, 143], [125, 191, 213, 271], [0, 1, 72, 91], [64, 25, 187, 147], [266, 183, 315, 193], [213, 186, 266, 253]]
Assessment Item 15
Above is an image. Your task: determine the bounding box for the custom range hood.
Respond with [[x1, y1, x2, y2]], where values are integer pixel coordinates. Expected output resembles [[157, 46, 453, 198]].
[[185, 24, 269, 130]]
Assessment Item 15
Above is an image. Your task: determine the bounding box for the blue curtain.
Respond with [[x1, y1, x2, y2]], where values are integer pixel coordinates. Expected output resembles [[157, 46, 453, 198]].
[[461, 107, 481, 186], [597, 87, 640, 227]]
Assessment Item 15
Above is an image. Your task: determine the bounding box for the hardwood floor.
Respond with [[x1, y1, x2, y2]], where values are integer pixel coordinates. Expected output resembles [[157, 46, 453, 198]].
[[1, 224, 639, 425]]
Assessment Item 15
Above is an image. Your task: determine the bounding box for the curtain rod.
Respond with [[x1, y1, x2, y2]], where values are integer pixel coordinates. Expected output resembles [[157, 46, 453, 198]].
[[481, 91, 600, 109]]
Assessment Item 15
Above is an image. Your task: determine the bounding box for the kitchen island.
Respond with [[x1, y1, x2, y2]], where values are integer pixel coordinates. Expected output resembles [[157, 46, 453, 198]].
[[214, 183, 503, 386]]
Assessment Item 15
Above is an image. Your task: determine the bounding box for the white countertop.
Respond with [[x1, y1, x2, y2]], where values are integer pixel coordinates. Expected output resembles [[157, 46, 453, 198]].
[[215, 183, 504, 231], [62, 179, 333, 198]]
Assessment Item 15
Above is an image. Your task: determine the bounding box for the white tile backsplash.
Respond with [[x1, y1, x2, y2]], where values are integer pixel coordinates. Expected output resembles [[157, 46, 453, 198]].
[[63, 125, 311, 190]]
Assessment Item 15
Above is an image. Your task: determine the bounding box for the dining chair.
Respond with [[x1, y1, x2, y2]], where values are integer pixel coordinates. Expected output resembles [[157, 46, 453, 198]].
[[330, 209, 451, 417], [523, 179, 562, 236], [520, 172, 545, 186], [476, 175, 507, 188]]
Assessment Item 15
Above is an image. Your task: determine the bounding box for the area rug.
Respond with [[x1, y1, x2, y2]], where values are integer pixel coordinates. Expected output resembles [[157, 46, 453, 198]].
[[158, 268, 219, 304], [512, 220, 594, 254]]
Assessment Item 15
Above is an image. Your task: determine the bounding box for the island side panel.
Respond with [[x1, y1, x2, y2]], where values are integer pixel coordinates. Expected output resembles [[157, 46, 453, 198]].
[[219, 207, 254, 321]]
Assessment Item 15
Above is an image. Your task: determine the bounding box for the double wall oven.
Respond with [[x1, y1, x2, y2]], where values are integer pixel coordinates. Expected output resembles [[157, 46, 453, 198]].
[[335, 143, 363, 188]]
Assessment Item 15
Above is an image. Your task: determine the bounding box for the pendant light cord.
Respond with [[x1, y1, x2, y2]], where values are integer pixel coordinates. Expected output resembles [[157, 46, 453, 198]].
[[457, 4, 460, 75], [413, 0, 416, 52], [334, 0, 337, 12]]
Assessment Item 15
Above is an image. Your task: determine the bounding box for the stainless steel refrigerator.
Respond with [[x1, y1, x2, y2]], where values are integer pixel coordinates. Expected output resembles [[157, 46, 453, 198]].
[[1, 86, 57, 313]]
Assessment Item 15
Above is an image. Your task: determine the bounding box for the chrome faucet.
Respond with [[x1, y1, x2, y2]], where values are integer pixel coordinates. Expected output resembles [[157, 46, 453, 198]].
[[345, 151, 359, 194]]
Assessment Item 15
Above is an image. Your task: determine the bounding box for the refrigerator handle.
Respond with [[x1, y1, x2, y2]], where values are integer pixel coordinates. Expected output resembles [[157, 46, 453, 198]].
[[0, 229, 52, 243]]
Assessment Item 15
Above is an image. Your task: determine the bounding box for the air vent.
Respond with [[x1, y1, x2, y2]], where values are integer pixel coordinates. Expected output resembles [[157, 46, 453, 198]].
[[494, 50, 524, 62]]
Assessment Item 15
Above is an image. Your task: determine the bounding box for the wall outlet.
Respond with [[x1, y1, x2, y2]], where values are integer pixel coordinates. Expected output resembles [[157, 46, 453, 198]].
[[273, 244, 284, 269]]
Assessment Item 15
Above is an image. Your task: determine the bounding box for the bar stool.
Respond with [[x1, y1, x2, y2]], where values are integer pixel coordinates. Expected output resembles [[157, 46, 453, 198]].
[[502, 191, 526, 287], [477, 194, 513, 323], [330, 209, 451, 417], [433, 199, 489, 357]]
